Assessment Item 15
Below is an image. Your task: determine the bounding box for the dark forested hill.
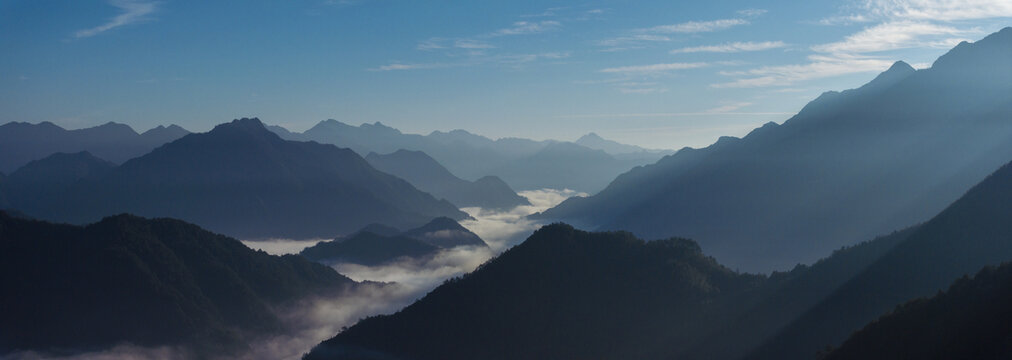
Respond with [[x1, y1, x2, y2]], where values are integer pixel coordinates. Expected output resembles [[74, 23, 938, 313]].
[[0, 121, 189, 173], [536, 27, 1012, 271], [823, 263, 1012, 360], [0, 212, 355, 356], [365, 149, 529, 210], [0, 118, 467, 239], [304, 224, 766, 360], [301, 217, 486, 265], [748, 157, 1012, 359]]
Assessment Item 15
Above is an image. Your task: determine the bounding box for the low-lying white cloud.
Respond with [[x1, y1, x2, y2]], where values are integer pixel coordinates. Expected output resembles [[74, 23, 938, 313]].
[[12, 189, 583, 360]]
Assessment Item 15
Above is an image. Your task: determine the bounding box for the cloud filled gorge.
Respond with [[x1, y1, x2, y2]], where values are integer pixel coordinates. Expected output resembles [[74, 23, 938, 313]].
[[255, 188, 582, 359], [16, 189, 582, 360]]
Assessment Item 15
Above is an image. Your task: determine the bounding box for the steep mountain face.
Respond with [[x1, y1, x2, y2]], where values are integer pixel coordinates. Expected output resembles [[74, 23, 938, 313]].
[[365, 150, 529, 210], [304, 224, 766, 360], [301, 217, 486, 265], [1, 118, 467, 239], [269, 120, 666, 193], [0, 212, 355, 356], [0, 121, 190, 173], [748, 157, 1012, 360], [537, 28, 1012, 271], [824, 263, 1012, 360]]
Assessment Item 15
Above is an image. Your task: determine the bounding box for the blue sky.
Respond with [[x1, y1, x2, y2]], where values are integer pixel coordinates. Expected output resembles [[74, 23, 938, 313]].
[[2, 0, 1010, 149]]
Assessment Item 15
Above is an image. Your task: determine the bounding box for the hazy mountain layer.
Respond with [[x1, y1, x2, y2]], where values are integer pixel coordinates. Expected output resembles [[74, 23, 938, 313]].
[[270, 120, 665, 192], [0, 212, 355, 356], [537, 27, 1012, 271], [0, 121, 189, 173], [0, 118, 467, 239], [366, 150, 529, 210]]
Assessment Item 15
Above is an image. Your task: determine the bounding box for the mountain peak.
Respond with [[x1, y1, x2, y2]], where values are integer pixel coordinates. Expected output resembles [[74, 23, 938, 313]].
[[858, 60, 916, 92], [211, 117, 267, 133], [578, 132, 603, 141]]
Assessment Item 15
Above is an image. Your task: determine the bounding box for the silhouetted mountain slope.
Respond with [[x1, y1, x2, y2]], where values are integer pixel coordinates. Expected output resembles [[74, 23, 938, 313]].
[[301, 217, 485, 265], [365, 150, 529, 209], [0, 121, 190, 173], [679, 226, 917, 360], [0, 212, 355, 356], [1, 118, 467, 239], [269, 120, 665, 192], [747, 157, 1012, 360], [537, 27, 1012, 271], [304, 224, 765, 360], [824, 263, 1012, 360]]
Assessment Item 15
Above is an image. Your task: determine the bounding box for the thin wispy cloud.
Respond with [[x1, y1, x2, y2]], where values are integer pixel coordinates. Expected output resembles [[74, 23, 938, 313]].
[[370, 63, 454, 71], [737, 9, 768, 17], [811, 21, 976, 54], [642, 18, 748, 34], [492, 21, 562, 36], [711, 56, 894, 88], [600, 62, 708, 74], [596, 34, 671, 49], [862, 0, 1012, 22], [74, 0, 158, 38], [671, 41, 787, 54], [707, 102, 754, 113], [454, 39, 495, 49], [715, 0, 1009, 88]]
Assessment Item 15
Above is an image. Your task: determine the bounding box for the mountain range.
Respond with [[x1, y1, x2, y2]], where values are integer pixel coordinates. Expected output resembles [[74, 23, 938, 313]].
[[0, 121, 189, 173], [305, 151, 1012, 360], [270, 120, 668, 192], [365, 150, 529, 210], [0, 118, 467, 239], [536, 27, 1012, 271], [0, 212, 356, 357], [301, 217, 486, 266]]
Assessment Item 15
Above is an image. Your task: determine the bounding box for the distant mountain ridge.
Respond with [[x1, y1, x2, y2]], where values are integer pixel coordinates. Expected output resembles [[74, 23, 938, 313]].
[[269, 120, 669, 192], [0, 212, 356, 357], [0, 121, 189, 173], [0, 118, 467, 239], [536, 27, 1012, 271], [365, 150, 529, 210], [575, 132, 672, 156]]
